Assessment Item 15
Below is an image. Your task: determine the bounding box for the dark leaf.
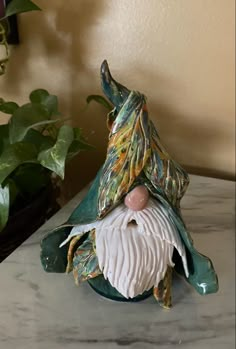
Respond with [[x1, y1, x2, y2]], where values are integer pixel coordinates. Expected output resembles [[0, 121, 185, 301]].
[[30, 89, 60, 117], [0, 142, 38, 185], [86, 95, 112, 110], [67, 140, 94, 160], [0, 101, 19, 114], [0, 184, 9, 232], [42, 95, 60, 116], [23, 129, 54, 152], [29, 89, 49, 104], [5, 0, 41, 18], [73, 128, 82, 139], [68, 128, 94, 159], [11, 163, 50, 196], [6, 178, 19, 206], [0, 124, 9, 155]]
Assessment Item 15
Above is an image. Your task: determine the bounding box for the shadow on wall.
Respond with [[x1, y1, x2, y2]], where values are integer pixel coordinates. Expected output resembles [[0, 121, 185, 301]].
[[150, 101, 231, 180], [3, 0, 109, 200], [5, 0, 106, 91]]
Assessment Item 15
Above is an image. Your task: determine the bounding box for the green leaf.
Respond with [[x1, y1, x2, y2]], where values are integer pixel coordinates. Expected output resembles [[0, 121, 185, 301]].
[[67, 128, 94, 159], [23, 129, 54, 152], [29, 89, 49, 103], [73, 128, 91, 144], [9, 103, 61, 143], [6, 178, 19, 206], [0, 184, 10, 232], [86, 95, 113, 110], [0, 124, 9, 155], [42, 95, 60, 116], [30, 89, 60, 116], [67, 140, 94, 160], [0, 101, 19, 114], [0, 142, 38, 185], [38, 125, 74, 179], [73, 128, 82, 139], [5, 0, 41, 17]]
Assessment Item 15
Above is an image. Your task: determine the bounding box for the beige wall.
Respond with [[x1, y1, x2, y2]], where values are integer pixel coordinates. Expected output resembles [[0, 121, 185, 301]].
[[0, 0, 235, 198]]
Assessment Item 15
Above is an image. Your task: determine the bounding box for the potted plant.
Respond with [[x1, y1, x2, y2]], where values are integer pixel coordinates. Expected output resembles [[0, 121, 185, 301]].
[[0, 88, 92, 260], [0, 1, 92, 260]]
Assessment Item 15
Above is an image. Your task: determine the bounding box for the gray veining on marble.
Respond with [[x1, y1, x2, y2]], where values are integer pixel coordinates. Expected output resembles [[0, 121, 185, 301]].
[[0, 175, 235, 349]]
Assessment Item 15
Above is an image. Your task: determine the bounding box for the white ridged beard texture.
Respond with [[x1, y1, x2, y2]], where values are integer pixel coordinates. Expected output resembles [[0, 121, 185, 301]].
[[60, 199, 189, 299]]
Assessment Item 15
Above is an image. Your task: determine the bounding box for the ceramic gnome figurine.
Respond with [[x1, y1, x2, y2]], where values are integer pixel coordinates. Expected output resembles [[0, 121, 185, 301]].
[[40, 60, 218, 308]]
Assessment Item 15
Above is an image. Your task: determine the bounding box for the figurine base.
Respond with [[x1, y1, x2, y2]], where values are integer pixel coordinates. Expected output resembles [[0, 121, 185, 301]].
[[87, 275, 152, 302]]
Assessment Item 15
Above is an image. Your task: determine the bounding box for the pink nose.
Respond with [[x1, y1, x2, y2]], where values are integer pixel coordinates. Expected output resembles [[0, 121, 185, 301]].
[[124, 185, 149, 211]]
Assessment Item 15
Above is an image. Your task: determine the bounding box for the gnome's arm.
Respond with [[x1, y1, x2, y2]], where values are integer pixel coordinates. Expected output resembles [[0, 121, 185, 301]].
[[40, 169, 102, 273]]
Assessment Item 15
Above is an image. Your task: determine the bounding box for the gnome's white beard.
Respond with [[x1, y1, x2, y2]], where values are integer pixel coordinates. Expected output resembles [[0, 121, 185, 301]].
[[61, 199, 189, 299]]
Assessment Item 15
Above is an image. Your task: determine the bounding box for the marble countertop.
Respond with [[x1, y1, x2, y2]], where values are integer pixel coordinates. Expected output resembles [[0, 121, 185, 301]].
[[0, 175, 235, 349]]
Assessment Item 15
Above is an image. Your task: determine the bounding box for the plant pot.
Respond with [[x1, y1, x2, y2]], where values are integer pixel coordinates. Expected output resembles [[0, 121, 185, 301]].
[[0, 185, 59, 262]]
